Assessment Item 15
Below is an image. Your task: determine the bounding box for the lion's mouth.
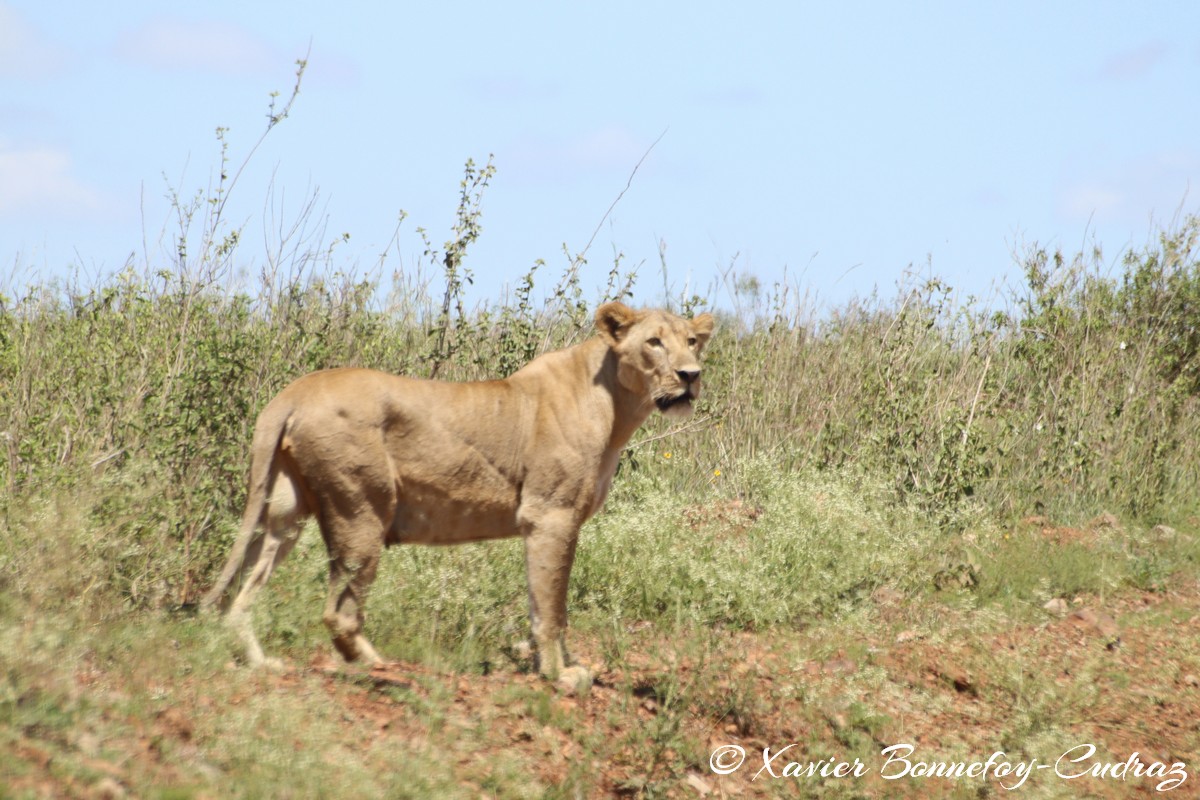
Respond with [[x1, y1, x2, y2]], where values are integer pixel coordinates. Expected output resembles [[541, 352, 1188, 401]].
[[654, 391, 694, 413]]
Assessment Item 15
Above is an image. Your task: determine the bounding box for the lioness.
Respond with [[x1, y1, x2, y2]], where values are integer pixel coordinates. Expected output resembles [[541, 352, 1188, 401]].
[[203, 301, 714, 690]]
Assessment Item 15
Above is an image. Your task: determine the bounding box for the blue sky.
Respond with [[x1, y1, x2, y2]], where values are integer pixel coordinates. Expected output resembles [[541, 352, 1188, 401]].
[[3, 2, 1199, 310]]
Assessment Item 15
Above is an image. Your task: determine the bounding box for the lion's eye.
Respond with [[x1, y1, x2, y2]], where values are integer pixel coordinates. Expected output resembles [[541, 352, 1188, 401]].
[[646, 337, 663, 348], [687, 337, 698, 347]]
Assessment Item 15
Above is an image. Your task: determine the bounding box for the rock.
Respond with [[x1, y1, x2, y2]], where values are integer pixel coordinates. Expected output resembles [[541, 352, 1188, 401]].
[[1181, 674, 1199, 688], [1043, 598, 1069, 616], [826, 711, 849, 732], [75, 731, 101, 757], [685, 772, 713, 795], [1069, 608, 1121, 649], [933, 560, 979, 590], [932, 662, 977, 695], [822, 658, 858, 675], [872, 586, 905, 606], [92, 778, 126, 800], [1152, 524, 1178, 541]]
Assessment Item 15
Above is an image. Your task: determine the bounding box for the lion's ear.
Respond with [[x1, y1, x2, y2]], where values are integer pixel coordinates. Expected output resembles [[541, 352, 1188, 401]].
[[595, 302, 638, 345], [690, 313, 715, 348]]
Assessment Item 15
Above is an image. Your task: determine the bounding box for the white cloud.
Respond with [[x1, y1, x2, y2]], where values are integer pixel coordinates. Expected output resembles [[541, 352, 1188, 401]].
[[116, 17, 277, 75], [0, 3, 70, 79], [0, 141, 108, 218]]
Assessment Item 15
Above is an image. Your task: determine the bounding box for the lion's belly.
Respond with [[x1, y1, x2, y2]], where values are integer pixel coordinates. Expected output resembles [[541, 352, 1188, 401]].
[[386, 471, 522, 545], [389, 501, 521, 544]]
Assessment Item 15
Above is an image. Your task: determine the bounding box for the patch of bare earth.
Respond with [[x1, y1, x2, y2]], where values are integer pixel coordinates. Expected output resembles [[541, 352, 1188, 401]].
[[8, 587, 1198, 797], [233, 580, 1194, 798]]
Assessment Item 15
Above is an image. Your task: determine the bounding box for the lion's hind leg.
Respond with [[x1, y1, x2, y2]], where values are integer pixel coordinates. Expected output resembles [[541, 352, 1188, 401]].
[[225, 469, 307, 669], [321, 540, 385, 666]]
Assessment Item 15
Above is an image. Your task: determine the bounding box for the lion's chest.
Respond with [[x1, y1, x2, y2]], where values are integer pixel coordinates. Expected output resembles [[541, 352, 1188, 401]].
[[588, 450, 622, 519]]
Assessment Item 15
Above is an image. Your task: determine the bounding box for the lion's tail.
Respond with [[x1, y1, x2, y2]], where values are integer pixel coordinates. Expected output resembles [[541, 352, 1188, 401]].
[[200, 404, 291, 611]]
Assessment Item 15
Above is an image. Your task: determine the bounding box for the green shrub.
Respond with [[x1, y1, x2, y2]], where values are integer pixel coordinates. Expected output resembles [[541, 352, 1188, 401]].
[[3, 79, 1198, 611]]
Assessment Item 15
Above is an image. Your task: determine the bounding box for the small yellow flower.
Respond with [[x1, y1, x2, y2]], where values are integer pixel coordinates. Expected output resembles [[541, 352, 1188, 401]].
[[663, 452, 672, 459], [713, 469, 721, 477]]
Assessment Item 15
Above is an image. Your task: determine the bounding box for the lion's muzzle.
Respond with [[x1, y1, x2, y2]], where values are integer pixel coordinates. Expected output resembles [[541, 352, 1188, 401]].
[[654, 375, 701, 415]]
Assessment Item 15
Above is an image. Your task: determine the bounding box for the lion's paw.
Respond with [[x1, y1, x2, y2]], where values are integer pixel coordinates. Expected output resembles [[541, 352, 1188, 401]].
[[244, 655, 288, 673], [556, 665, 593, 696]]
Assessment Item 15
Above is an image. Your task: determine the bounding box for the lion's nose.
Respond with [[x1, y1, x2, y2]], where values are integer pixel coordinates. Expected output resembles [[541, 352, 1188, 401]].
[[676, 368, 700, 385]]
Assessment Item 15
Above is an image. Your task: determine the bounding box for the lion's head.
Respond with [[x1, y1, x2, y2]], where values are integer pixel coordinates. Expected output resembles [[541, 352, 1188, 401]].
[[595, 302, 715, 419]]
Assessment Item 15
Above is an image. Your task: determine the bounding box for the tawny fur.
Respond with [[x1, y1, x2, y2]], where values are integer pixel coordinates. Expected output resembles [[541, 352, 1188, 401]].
[[202, 302, 714, 688]]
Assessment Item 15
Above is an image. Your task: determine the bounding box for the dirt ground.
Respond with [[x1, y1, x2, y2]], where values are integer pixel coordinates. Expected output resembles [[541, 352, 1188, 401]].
[[6, 521, 1198, 799], [350, 583, 1196, 798]]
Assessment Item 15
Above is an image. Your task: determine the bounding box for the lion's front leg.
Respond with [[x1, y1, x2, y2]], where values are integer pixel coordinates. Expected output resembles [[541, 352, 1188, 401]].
[[523, 511, 591, 693]]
